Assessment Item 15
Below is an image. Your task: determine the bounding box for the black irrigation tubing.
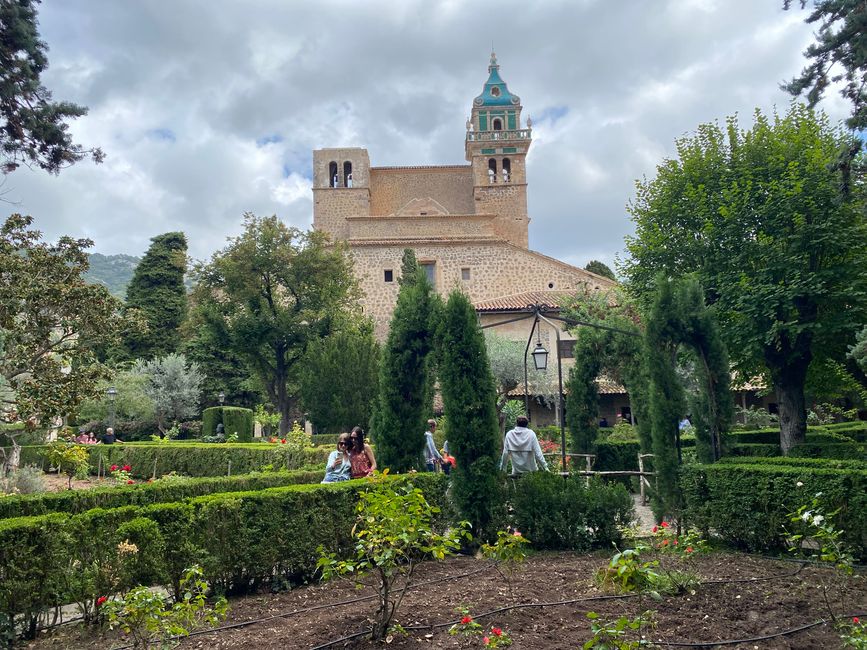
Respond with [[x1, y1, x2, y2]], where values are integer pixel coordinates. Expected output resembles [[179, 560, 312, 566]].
[[652, 611, 866, 648], [108, 561, 498, 650]]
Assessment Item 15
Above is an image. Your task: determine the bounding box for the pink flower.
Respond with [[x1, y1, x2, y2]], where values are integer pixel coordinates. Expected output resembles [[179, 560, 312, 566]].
[[483, 637, 490, 645], [513, 530, 522, 537], [460, 615, 472, 625], [686, 546, 694, 553], [855, 617, 860, 624], [673, 539, 678, 545], [96, 596, 107, 607], [661, 521, 669, 529], [651, 526, 658, 533]]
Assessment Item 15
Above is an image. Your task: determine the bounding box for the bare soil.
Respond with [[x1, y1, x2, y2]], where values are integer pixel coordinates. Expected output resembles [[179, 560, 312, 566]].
[[27, 551, 866, 650], [40, 473, 112, 492]]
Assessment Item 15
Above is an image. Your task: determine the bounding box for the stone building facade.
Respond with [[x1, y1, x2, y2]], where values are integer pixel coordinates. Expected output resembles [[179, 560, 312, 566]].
[[313, 53, 616, 342]]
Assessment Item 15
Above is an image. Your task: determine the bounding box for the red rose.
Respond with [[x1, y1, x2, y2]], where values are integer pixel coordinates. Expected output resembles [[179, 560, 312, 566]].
[[122, 465, 131, 471], [854, 617, 860, 624], [483, 637, 490, 645], [651, 526, 658, 533], [127, 479, 134, 484], [96, 596, 107, 607], [281, 438, 287, 444], [673, 539, 678, 545], [686, 546, 694, 553], [661, 521, 669, 528], [110, 465, 118, 471], [492, 627, 502, 636], [460, 615, 472, 625]]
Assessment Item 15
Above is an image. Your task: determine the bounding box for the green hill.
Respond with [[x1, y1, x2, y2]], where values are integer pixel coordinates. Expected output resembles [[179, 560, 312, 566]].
[[84, 253, 140, 299]]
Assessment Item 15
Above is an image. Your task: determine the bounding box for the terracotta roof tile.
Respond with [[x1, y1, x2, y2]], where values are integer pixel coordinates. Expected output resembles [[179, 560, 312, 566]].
[[474, 290, 575, 312]]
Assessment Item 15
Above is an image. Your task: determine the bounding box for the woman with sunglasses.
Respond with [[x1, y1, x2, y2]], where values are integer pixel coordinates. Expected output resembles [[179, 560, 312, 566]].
[[321, 433, 352, 483], [348, 426, 377, 478]]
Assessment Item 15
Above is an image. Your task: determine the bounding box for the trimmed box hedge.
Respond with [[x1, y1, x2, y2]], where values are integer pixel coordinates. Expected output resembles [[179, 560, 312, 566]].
[[20, 442, 331, 479], [0, 469, 325, 520], [201, 406, 254, 441], [0, 473, 449, 633], [727, 441, 866, 460], [681, 462, 866, 559], [717, 456, 866, 471]]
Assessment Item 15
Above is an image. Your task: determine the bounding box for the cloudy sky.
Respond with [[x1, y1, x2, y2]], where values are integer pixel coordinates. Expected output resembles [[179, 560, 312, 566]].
[[3, 0, 850, 270]]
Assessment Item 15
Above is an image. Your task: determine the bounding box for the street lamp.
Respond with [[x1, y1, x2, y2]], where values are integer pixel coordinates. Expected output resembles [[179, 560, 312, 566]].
[[218, 392, 226, 406], [106, 386, 118, 429], [531, 341, 549, 371]]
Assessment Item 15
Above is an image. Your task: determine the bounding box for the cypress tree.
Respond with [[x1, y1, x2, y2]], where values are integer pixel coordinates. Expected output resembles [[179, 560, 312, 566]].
[[565, 328, 606, 453], [372, 266, 437, 472], [123, 232, 188, 360], [438, 290, 502, 540]]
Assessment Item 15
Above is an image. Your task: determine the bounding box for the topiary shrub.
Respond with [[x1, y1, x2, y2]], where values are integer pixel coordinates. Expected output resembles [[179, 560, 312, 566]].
[[221, 407, 254, 442], [201, 408, 221, 439]]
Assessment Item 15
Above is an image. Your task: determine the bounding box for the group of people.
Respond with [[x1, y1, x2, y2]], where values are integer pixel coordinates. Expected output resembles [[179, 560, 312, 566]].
[[321, 426, 377, 483], [321, 415, 549, 483], [73, 427, 122, 445]]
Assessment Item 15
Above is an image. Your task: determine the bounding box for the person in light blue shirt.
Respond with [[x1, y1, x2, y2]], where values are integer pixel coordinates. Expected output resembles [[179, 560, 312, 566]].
[[423, 419, 444, 472], [322, 433, 352, 483]]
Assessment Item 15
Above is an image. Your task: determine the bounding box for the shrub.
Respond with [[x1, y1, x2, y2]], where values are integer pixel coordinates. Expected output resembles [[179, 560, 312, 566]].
[[0, 473, 449, 628], [681, 463, 866, 559], [201, 407, 221, 439], [0, 465, 45, 495], [43, 440, 89, 488], [509, 474, 633, 550], [221, 407, 254, 442], [19, 443, 330, 479], [0, 469, 325, 519], [717, 456, 866, 471]]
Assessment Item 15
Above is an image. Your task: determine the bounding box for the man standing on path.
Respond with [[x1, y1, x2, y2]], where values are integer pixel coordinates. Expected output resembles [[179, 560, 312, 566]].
[[423, 419, 444, 472], [500, 416, 548, 474]]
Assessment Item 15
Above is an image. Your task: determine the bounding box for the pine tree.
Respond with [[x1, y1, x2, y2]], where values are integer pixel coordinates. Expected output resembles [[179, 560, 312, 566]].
[[123, 232, 188, 360], [438, 290, 502, 540], [373, 266, 437, 472], [583, 260, 616, 281]]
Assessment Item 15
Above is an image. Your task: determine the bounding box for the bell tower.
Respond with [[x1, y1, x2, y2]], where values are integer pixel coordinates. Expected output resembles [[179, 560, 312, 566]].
[[465, 52, 532, 248]]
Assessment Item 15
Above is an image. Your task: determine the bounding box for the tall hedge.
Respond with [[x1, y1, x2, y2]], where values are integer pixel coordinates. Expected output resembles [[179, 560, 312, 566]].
[[202, 406, 221, 438], [222, 406, 254, 441], [437, 290, 502, 539], [0, 473, 449, 638]]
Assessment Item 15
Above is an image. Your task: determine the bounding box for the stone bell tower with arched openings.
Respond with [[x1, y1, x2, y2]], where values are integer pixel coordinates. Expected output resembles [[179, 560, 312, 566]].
[[465, 52, 532, 248]]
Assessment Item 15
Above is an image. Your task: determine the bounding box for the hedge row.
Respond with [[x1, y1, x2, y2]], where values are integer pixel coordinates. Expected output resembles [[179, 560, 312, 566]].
[[592, 437, 695, 472], [728, 441, 866, 460], [201, 407, 255, 441], [681, 463, 866, 559], [20, 443, 331, 479], [717, 456, 866, 471], [0, 469, 324, 520], [0, 473, 449, 633]]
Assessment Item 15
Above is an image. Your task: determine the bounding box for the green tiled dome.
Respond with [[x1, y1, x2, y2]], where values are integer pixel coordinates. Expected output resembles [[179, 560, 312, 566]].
[[473, 52, 520, 107]]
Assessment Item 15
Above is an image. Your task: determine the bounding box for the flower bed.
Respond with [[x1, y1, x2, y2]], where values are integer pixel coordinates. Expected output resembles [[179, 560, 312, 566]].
[[18, 442, 331, 478], [0, 469, 324, 519], [681, 461, 867, 558], [0, 473, 449, 634]]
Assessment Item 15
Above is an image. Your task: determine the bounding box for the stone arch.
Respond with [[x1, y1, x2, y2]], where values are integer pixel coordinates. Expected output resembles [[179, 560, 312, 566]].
[[343, 161, 352, 187], [329, 161, 338, 187]]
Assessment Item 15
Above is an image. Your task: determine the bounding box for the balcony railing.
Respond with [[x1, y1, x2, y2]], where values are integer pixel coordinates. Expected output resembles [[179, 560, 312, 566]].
[[466, 129, 531, 142]]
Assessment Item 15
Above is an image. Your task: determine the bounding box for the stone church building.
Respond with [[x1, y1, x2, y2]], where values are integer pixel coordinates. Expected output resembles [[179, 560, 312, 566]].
[[312, 54, 625, 423]]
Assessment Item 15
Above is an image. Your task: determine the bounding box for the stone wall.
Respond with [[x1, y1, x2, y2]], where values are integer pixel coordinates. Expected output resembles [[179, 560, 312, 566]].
[[473, 184, 529, 248], [347, 214, 496, 240], [313, 188, 370, 241], [369, 166, 475, 216], [351, 240, 614, 338]]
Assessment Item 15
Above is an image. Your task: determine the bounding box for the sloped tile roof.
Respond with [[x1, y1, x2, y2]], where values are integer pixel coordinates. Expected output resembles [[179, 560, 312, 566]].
[[474, 290, 574, 312]]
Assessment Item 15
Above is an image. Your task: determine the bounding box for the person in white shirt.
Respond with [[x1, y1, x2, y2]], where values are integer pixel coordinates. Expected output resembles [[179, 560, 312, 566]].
[[423, 419, 444, 472], [500, 416, 548, 474]]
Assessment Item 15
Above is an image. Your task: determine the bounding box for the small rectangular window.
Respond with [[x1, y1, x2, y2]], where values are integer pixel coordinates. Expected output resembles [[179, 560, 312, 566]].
[[558, 340, 576, 359], [384, 269, 393, 283], [461, 267, 471, 281], [420, 262, 435, 287]]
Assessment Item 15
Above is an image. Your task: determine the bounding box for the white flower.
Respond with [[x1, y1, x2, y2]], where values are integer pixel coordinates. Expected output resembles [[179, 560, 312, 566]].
[[812, 514, 824, 526], [796, 481, 804, 487], [801, 511, 812, 522]]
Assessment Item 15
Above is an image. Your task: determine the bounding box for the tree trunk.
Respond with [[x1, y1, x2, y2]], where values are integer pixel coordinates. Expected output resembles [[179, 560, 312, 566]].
[[774, 365, 809, 455], [1, 438, 21, 477]]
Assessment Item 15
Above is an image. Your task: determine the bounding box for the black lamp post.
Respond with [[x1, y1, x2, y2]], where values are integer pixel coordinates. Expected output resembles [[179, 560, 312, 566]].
[[106, 386, 118, 429]]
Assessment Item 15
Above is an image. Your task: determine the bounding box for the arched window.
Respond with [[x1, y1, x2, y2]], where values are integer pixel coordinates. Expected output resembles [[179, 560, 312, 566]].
[[502, 158, 511, 182], [329, 161, 338, 187], [343, 161, 353, 188], [492, 118, 502, 131], [488, 158, 497, 183]]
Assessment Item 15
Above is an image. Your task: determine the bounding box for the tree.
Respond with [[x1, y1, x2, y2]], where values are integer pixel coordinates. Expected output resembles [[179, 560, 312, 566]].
[[783, 1, 867, 131], [76, 370, 155, 428], [849, 325, 867, 375], [299, 322, 380, 434], [622, 106, 867, 453], [190, 214, 358, 434], [373, 265, 438, 472], [0, 214, 132, 474], [584, 260, 616, 281], [438, 290, 502, 540], [0, 0, 103, 174], [122, 232, 188, 360], [133, 354, 202, 434]]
